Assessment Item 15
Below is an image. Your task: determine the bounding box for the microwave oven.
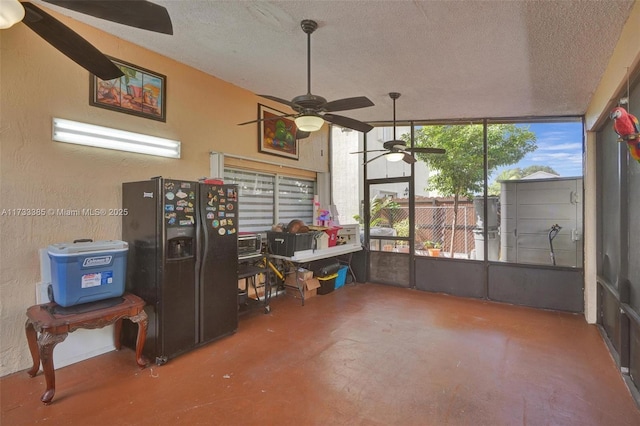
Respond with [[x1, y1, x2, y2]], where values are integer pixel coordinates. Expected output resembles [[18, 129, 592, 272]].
[[238, 233, 262, 260]]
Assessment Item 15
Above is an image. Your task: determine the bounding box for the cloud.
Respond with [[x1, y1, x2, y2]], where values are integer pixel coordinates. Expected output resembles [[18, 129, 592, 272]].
[[537, 142, 583, 151]]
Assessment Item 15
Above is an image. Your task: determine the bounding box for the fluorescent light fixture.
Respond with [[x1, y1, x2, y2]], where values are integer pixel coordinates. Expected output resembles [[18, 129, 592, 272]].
[[52, 118, 181, 158], [0, 0, 25, 29], [386, 152, 405, 162], [295, 114, 324, 132]]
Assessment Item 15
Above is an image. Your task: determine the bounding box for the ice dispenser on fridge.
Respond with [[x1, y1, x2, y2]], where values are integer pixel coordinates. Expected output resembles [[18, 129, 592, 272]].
[[167, 236, 193, 259]]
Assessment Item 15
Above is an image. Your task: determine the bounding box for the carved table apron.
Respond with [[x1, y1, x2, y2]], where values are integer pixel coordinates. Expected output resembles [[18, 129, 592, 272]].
[[25, 292, 148, 404]]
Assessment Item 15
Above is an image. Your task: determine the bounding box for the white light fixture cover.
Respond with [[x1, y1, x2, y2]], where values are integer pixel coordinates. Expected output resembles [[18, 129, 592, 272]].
[[386, 152, 405, 162], [0, 0, 25, 29], [52, 118, 181, 158], [295, 114, 324, 132]]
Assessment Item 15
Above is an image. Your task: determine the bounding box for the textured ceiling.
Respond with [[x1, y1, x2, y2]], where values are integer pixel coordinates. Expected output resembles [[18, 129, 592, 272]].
[[32, 0, 636, 124]]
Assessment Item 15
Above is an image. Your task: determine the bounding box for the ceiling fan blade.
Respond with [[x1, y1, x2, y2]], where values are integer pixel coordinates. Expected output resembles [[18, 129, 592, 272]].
[[363, 152, 388, 165], [349, 149, 386, 154], [406, 147, 447, 154], [42, 0, 173, 34], [296, 131, 311, 140], [323, 114, 373, 133], [21, 2, 123, 80], [323, 96, 374, 112], [237, 113, 295, 126], [258, 95, 297, 109], [402, 152, 417, 164]]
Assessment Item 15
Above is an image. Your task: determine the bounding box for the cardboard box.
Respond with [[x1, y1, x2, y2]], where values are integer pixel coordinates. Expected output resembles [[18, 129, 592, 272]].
[[286, 278, 320, 299], [248, 283, 265, 299], [239, 277, 266, 299], [285, 268, 313, 284], [285, 268, 319, 299]]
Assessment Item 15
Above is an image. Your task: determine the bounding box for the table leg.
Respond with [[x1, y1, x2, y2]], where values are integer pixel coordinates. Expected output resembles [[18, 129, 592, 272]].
[[296, 268, 305, 306], [129, 310, 149, 368], [38, 331, 68, 404], [340, 253, 357, 284], [264, 267, 271, 314], [25, 320, 40, 378], [113, 318, 123, 350]]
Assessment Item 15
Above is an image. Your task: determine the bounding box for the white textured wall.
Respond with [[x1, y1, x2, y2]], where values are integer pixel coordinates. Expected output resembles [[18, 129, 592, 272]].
[[0, 12, 327, 376]]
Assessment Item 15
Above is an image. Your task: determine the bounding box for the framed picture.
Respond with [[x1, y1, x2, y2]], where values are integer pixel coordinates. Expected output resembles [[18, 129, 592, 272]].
[[258, 104, 299, 160], [90, 57, 166, 122]]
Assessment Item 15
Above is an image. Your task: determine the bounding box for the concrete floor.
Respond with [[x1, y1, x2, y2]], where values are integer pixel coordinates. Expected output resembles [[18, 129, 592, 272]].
[[2, 282, 639, 425]]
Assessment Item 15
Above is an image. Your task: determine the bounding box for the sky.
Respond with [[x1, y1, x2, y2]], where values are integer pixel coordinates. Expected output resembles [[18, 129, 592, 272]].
[[489, 121, 584, 183]]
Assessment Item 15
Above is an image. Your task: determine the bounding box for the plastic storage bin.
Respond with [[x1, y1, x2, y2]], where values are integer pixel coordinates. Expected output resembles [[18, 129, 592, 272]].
[[267, 231, 315, 256], [47, 239, 128, 307], [335, 266, 348, 289], [316, 272, 338, 295]]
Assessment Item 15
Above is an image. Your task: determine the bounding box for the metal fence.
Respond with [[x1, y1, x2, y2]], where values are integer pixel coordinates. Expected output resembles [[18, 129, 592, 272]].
[[414, 205, 475, 258], [369, 198, 480, 258]]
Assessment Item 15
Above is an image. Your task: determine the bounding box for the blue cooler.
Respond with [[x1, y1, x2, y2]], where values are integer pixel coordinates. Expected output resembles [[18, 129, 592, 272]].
[[47, 239, 128, 307]]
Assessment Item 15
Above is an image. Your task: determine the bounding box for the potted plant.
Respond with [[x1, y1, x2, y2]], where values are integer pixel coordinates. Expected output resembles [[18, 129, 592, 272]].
[[423, 241, 442, 257]]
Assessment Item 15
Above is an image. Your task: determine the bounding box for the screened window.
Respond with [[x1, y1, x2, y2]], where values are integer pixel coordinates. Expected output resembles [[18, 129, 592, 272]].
[[487, 120, 584, 267], [332, 119, 584, 268]]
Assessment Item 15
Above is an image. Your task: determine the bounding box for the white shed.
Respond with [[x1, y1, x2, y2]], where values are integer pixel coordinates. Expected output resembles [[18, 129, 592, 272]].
[[500, 176, 583, 267]]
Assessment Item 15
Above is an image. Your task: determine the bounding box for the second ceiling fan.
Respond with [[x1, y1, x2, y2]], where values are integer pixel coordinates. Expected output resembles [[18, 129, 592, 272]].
[[354, 92, 446, 164], [239, 19, 374, 133]]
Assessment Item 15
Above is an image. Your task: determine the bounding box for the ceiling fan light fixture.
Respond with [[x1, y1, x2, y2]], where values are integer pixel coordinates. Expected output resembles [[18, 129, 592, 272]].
[[295, 114, 324, 132], [386, 152, 405, 162], [0, 0, 25, 29]]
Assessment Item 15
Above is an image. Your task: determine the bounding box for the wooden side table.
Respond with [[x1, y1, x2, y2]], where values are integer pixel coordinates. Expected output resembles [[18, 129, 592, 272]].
[[25, 292, 148, 404]]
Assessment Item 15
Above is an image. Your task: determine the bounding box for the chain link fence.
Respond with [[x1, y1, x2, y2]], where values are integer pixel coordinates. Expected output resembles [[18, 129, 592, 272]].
[[414, 204, 476, 258], [368, 197, 482, 259]]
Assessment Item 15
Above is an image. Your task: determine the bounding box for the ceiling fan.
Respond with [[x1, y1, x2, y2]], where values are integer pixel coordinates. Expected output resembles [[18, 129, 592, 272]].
[[238, 19, 374, 133], [352, 92, 446, 164], [1, 0, 173, 80]]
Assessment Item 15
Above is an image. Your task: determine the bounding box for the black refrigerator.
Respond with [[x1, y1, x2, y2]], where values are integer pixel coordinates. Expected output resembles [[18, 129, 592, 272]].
[[122, 178, 239, 365]]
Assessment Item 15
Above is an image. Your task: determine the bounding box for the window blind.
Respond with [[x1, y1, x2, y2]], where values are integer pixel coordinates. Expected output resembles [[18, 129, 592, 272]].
[[224, 169, 275, 233], [277, 175, 315, 227], [224, 169, 316, 232]]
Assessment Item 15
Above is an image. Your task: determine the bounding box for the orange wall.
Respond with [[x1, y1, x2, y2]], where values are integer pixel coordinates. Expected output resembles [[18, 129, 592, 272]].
[[0, 10, 328, 376]]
